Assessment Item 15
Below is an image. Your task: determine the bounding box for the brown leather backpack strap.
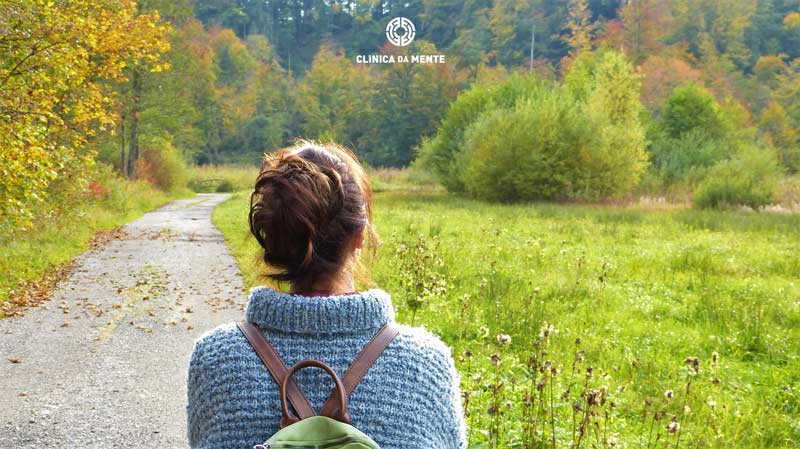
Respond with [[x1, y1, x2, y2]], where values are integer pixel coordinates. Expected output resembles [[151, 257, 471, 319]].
[[236, 321, 315, 420], [318, 322, 401, 418]]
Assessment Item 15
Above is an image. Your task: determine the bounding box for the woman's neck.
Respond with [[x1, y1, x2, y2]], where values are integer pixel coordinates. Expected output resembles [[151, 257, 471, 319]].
[[290, 276, 356, 296]]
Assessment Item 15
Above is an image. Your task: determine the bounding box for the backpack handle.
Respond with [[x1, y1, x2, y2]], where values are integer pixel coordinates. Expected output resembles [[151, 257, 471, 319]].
[[279, 359, 351, 428]]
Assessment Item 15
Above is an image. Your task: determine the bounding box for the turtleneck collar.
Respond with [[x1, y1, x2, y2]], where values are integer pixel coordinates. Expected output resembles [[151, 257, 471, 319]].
[[245, 286, 395, 334]]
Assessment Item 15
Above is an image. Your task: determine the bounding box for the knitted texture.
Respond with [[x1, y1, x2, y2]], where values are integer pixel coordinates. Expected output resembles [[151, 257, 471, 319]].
[[187, 286, 468, 449]]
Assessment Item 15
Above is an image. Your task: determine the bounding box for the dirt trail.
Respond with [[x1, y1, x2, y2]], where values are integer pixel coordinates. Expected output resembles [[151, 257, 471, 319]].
[[0, 193, 247, 448]]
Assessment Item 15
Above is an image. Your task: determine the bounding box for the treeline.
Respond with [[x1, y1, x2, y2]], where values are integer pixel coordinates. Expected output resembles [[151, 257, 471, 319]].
[[4, 0, 800, 228]]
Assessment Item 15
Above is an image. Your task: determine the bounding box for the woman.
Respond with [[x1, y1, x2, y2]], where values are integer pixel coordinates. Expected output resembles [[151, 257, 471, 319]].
[[186, 141, 467, 449]]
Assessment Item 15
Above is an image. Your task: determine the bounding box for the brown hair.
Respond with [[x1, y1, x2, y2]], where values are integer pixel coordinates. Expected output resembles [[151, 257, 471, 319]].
[[248, 140, 378, 291]]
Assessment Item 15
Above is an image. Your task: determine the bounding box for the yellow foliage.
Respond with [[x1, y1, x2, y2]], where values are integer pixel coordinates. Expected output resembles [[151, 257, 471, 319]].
[[0, 0, 171, 230]]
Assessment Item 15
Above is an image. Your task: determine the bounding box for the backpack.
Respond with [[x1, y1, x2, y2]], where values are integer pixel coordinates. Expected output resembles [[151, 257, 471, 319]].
[[237, 321, 400, 449]]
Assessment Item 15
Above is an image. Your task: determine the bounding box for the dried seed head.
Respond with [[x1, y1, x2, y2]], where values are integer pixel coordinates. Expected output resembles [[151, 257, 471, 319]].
[[585, 389, 601, 406], [668, 417, 680, 434], [496, 334, 512, 346], [664, 389, 674, 399], [684, 356, 700, 373], [491, 353, 501, 367], [586, 366, 594, 379]]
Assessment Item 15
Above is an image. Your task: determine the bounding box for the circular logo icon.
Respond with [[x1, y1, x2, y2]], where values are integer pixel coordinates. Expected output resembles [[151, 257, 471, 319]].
[[386, 17, 415, 47]]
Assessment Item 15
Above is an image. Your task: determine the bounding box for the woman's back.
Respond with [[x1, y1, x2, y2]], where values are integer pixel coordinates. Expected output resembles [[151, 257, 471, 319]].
[[187, 287, 467, 449]]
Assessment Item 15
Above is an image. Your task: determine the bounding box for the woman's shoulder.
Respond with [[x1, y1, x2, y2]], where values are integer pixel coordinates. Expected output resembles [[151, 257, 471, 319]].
[[388, 323, 458, 376], [189, 322, 248, 365]]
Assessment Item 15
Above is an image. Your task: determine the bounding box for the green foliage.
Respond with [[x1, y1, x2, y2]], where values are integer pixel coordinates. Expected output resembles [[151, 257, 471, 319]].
[[424, 50, 648, 202], [648, 128, 732, 185], [137, 139, 188, 192], [660, 83, 728, 140], [460, 90, 589, 201], [417, 74, 552, 192], [393, 233, 449, 325], [694, 147, 782, 209]]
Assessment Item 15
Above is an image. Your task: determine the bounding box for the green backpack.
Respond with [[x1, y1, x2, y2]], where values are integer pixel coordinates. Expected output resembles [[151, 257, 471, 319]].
[[238, 321, 400, 449]]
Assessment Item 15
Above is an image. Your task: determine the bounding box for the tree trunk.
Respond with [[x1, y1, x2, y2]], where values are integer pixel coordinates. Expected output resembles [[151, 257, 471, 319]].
[[127, 69, 141, 178], [120, 115, 127, 175]]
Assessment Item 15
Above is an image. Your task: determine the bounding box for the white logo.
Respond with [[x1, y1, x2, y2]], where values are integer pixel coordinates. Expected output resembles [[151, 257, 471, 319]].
[[386, 17, 415, 47]]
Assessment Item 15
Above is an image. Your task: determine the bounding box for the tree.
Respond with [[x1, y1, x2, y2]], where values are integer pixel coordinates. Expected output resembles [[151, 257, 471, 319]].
[[0, 0, 170, 228], [759, 101, 799, 172], [563, 0, 595, 56]]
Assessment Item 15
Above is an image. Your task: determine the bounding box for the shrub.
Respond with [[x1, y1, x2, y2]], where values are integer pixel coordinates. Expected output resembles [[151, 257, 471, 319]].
[[460, 90, 589, 201], [419, 49, 648, 202], [136, 139, 187, 192], [659, 83, 728, 140], [694, 147, 782, 209], [416, 74, 545, 192], [648, 127, 732, 185], [216, 179, 235, 192]]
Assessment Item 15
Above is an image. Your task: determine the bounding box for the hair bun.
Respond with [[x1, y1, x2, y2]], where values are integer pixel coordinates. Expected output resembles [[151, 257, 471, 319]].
[[248, 142, 376, 290]]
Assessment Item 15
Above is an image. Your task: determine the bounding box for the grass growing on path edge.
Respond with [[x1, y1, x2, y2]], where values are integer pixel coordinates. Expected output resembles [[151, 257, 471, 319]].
[[0, 182, 192, 315], [212, 189, 800, 449]]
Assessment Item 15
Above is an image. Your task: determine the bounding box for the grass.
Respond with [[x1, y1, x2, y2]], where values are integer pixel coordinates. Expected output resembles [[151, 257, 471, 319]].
[[212, 177, 800, 448], [187, 164, 259, 193], [0, 179, 190, 311]]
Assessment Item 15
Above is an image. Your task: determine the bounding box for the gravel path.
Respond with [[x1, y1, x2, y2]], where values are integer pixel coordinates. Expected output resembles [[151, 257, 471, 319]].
[[0, 194, 248, 448]]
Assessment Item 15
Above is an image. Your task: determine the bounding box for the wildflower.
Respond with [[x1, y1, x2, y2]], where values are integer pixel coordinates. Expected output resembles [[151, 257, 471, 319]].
[[606, 436, 618, 447], [463, 350, 473, 359], [667, 417, 680, 434], [711, 377, 721, 385], [664, 389, 674, 399], [539, 322, 554, 338], [536, 380, 546, 391], [490, 353, 501, 367], [684, 405, 691, 415], [586, 366, 593, 379], [575, 337, 582, 345], [496, 334, 512, 345], [712, 351, 719, 363], [707, 397, 717, 409]]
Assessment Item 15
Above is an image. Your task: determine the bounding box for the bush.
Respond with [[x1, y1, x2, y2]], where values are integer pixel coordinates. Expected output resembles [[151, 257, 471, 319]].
[[216, 179, 235, 192], [136, 140, 187, 192], [460, 90, 589, 201], [694, 147, 782, 209], [460, 86, 647, 202], [416, 74, 545, 192], [648, 127, 732, 185], [659, 83, 728, 140], [419, 49, 648, 202]]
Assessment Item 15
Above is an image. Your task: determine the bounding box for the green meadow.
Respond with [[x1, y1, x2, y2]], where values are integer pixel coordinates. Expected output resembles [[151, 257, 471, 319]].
[[213, 186, 800, 449]]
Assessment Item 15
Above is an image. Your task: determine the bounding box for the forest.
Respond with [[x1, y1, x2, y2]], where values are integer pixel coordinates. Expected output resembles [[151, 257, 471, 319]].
[[4, 0, 800, 230]]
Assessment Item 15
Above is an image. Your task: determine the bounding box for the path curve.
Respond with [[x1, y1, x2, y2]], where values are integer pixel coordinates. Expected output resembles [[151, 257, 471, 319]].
[[0, 193, 247, 448]]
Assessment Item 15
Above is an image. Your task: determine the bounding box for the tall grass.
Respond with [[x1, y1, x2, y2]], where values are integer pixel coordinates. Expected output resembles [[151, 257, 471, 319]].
[[213, 182, 800, 448]]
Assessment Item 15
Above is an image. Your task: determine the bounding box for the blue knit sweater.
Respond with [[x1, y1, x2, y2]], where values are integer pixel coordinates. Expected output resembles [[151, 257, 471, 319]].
[[186, 286, 468, 449]]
